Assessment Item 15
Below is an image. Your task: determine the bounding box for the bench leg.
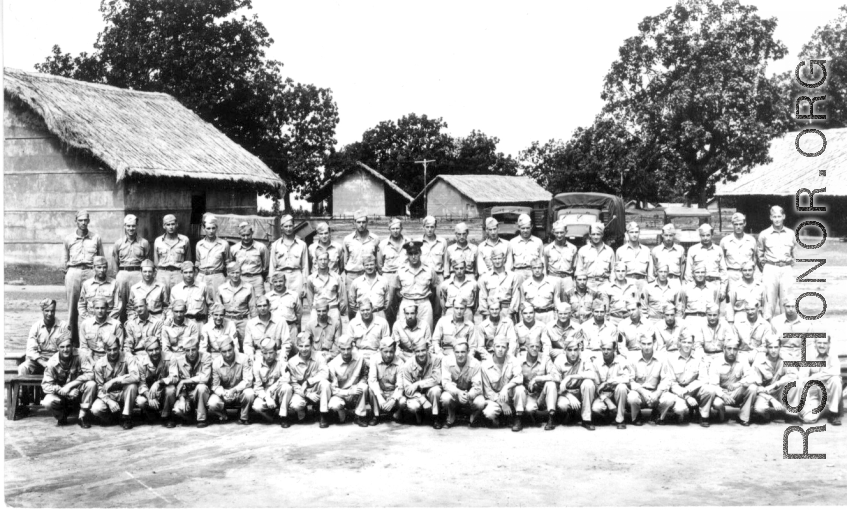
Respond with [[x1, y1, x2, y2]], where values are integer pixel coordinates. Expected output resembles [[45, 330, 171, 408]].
[[6, 384, 14, 420], [9, 384, 21, 421]]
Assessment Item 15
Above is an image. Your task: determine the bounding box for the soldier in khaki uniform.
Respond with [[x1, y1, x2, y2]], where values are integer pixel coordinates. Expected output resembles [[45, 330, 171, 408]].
[[757, 206, 797, 319], [626, 334, 667, 426], [19, 299, 67, 376], [231, 221, 270, 301], [514, 303, 547, 358], [616, 222, 653, 296], [252, 337, 294, 427], [514, 336, 558, 430], [392, 302, 432, 362], [349, 299, 391, 362], [751, 334, 797, 424], [78, 297, 125, 363], [217, 261, 258, 344], [726, 261, 765, 324], [684, 224, 728, 300], [112, 214, 150, 322], [509, 214, 544, 282], [127, 260, 169, 321], [591, 337, 632, 429], [202, 304, 241, 358], [641, 264, 679, 330], [617, 301, 654, 360], [63, 209, 103, 346], [397, 241, 437, 333], [287, 333, 332, 427], [40, 335, 97, 428], [309, 222, 345, 275], [600, 262, 639, 328], [327, 335, 370, 427], [400, 337, 444, 429], [124, 301, 163, 357], [651, 224, 686, 292], [243, 296, 291, 361], [78, 256, 121, 323], [477, 217, 512, 276], [208, 336, 255, 425], [195, 214, 230, 302], [169, 337, 213, 428], [657, 335, 704, 424], [553, 337, 599, 430], [169, 261, 212, 325], [162, 300, 201, 355], [91, 336, 139, 429], [154, 214, 191, 292], [444, 222, 477, 279], [266, 272, 301, 340], [478, 245, 521, 324], [305, 251, 347, 324], [432, 298, 475, 357], [439, 258, 477, 323], [420, 216, 448, 319], [440, 340, 485, 428], [270, 214, 309, 308], [473, 299, 517, 361], [305, 298, 342, 362], [734, 302, 770, 366], [368, 337, 404, 425], [698, 338, 758, 427], [348, 254, 391, 320], [798, 335, 843, 426], [377, 218, 407, 327], [135, 338, 177, 425], [342, 210, 380, 317], [720, 212, 759, 292], [544, 220, 578, 293], [479, 336, 523, 430], [575, 223, 615, 293], [542, 302, 580, 362], [520, 258, 560, 324]]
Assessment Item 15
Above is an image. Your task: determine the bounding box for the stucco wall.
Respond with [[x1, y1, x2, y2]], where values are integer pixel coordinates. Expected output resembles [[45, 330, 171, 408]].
[[425, 180, 481, 218], [332, 169, 385, 216]]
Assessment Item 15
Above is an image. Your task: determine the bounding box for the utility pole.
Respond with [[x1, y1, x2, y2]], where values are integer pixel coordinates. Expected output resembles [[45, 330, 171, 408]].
[[415, 159, 436, 214]]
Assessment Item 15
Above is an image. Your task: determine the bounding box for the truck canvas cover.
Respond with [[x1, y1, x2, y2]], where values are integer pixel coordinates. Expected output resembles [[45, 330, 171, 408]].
[[547, 192, 626, 241]]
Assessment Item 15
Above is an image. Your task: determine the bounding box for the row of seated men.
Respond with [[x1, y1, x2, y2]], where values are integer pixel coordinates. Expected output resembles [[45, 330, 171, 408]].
[[26, 292, 842, 430]]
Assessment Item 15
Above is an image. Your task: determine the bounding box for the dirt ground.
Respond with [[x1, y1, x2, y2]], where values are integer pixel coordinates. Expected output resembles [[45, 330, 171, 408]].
[[4, 240, 847, 507]]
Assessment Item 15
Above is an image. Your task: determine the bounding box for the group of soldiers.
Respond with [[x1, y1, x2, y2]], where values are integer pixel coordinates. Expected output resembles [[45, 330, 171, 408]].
[[19, 205, 843, 431]]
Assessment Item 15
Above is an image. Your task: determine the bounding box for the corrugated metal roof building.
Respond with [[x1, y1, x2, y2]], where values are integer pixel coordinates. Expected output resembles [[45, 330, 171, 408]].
[[714, 127, 846, 235], [409, 174, 552, 218]]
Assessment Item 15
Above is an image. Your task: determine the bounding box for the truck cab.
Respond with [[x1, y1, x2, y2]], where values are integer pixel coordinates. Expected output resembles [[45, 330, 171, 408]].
[[545, 193, 626, 249], [660, 207, 713, 250]]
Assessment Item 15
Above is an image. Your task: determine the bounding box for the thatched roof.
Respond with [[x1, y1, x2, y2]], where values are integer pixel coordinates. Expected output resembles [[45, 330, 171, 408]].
[[715, 128, 847, 197], [305, 161, 413, 202], [409, 174, 552, 206], [4, 68, 284, 191]]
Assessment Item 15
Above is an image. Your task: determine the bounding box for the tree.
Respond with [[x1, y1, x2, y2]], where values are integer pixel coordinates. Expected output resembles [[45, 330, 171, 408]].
[[35, 0, 338, 210], [450, 130, 519, 176], [601, 0, 790, 207]]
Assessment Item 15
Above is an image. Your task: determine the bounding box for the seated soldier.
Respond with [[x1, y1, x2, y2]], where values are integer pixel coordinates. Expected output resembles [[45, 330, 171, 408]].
[[202, 304, 241, 357], [40, 334, 97, 428], [439, 258, 477, 323], [617, 300, 654, 360], [473, 299, 517, 361], [691, 301, 741, 370], [798, 334, 843, 426], [698, 338, 759, 427], [562, 271, 599, 315], [520, 257, 559, 324], [348, 298, 390, 363], [432, 298, 475, 357], [652, 304, 691, 357], [600, 262, 639, 327], [592, 337, 632, 429], [514, 302, 546, 358], [751, 333, 797, 424], [578, 299, 618, 358], [124, 301, 163, 358], [514, 336, 558, 431], [305, 298, 342, 362], [79, 296, 125, 363], [392, 302, 431, 362], [401, 337, 444, 429], [91, 336, 139, 429], [657, 334, 705, 425], [543, 302, 580, 362], [136, 337, 177, 426], [626, 334, 667, 426], [266, 272, 301, 338], [368, 336, 405, 425], [479, 336, 523, 430], [162, 300, 201, 354], [208, 336, 255, 425], [287, 333, 332, 427], [20, 299, 68, 376], [440, 340, 485, 428], [553, 337, 599, 430], [169, 337, 213, 428], [327, 335, 370, 427], [734, 301, 771, 366], [243, 296, 291, 361], [252, 337, 294, 427], [127, 259, 169, 321]]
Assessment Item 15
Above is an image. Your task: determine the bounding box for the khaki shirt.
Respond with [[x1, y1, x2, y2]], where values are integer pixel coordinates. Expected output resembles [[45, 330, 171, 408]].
[[348, 315, 391, 352], [653, 321, 690, 352], [480, 354, 522, 398], [379, 237, 408, 274], [368, 354, 404, 400], [509, 236, 544, 269], [306, 272, 346, 310], [78, 277, 121, 321], [473, 318, 517, 355], [578, 320, 618, 352], [349, 274, 391, 310], [137, 353, 173, 395], [642, 281, 678, 319], [616, 243, 653, 278], [563, 288, 599, 314], [630, 355, 665, 391], [124, 315, 163, 355], [432, 317, 475, 355], [287, 354, 329, 394], [691, 319, 740, 354], [478, 270, 521, 312], [402, 353, 443, 398], [212, 353, 253, 394], [677, 282, 720, 315], [543, 321, 580, 360], [309, 241, 344, 274], [544, 241, 578, 276], [576, 243, 615, 280], [162, 321, 201, 354], [421, 236, 448, 274], [154, 234, 190, 269], [113, 235, 150, 267], [165, 352, 212, 387], [727, 280, 765, 321], [169, 281, 211, 317], [770, 314, 810, 349], [62, 231, 103, 267], [477, 238, 512, 275], [651, 243, 686, 277], [42, 353, 93, 394], [328, 352, 368, 395], [617, 318, 654, 351], [757, 226, 797, 264], [243, 316, 290, 360], [684, 243, 727, 284], [26, 319, 69, 365], [127, 282, 169, 318], [593, 354, 632, 388], [552, 355, 599, 393], [703, 356, 756, 389], [517, 352, 558, 396], [753, 356, 795, 390], [441, 354, 483, 397], [202, 319, 240, 354], [305, 318, 342, 357], [521, 277, 559, 311], [392, 322, 432, 356], [720, 234, 758, 270], [231, 241, 269, 276], [93, 352, 139, 400], [217, 281, 257, 317], [79, 317, 125, 357], [600, 279, 639, 317], [270, 237, 309, 275], [397, 264, 436, 300], [195, 237, 231, 273], [514, 321, 547, 356], [265, 290, 300, 323], [343, 232, 379, 273], [660, 351, 703, 392], [735, 317, 772, 352], [252, 354, 289, 399], [440, 276, 477, 311], [445, 243, 477, 277]]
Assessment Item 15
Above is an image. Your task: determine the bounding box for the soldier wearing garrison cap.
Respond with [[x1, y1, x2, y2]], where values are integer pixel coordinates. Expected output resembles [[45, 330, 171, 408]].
[[168, 335, 213, 427], [162, 299, 201, 355], [78, 255, 122, 324], [591, 335, 632, 429], [217, 261, 258, 344], [651, 223, 685, 292], [310, 221, 345, 276], [544, 219, 578, 294], [79, 296, 125, 362], [478, 244, 522, 325], [327, 335, 371, 427], [473, 298, 517, 362], [243, 295, 291, 361], [641, 263, 679, 330], [477, 217, 512, 276], [543, 302, 579, 362], [348, 253, 391, 321], [615, 222, 653, 296], [91, 335, 139, 429], [514, 336, 558, 430], [368, 336, 404, 425], [479, 335, 523, 430], [685, 222, 728, 299], [440, 338, 485, 428], [266, 271, 302, 343], [169, 260, 212, 325], [135, 337, 177, 425], [124, 300, 163, 357], [575, 222, 615, 293], [231, 221, 270, 303], [41, 334, 98, 428], [509, 213, 544, 281], [397, 240, 437, 334], [154, 213, 192, 292], [677, 263, 721, 333], [432, 297, 475, 356], [400, 337, 444, 429], [552, 335, 599, 431], [127, 259, 169, 321], [342, 210, 380, 310], [698, 337, 758, 427], [195, 213, 230, 302], [720, 212, 759, 293], [520, 257, 561, 325], [208, 335, 255, 425], [19, 299, 68, 376], [377, 217, 408, 327], [269, 214, 309, 311], [444, 221, 477, 280], [419, 215, 448, 319], [252, 337, 294, 427], [202, 303, 241, 359], [63, 209, 104, 345], [439, 256, 477, 324], [626, 331, 668, 427], [113, 214, 150, 322], [305, 248, 347, 325], [287, 333, 332, 428], [657, 332, 704, 425]]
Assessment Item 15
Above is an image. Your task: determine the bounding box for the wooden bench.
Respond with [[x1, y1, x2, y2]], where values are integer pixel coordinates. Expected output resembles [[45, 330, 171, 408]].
[[5, 374, 43, 420]]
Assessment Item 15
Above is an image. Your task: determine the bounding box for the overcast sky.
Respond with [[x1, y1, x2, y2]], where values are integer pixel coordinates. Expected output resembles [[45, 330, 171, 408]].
[[3, 0, 844, 158]]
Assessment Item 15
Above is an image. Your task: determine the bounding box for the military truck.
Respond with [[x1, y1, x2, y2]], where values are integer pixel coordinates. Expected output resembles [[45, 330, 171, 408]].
[[544, 193, 626, 248], [659, 207, 713, 250]]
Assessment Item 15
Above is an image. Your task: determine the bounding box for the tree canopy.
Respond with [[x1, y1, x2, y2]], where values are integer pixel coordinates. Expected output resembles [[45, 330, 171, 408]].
[[35, 0, 338, 210]]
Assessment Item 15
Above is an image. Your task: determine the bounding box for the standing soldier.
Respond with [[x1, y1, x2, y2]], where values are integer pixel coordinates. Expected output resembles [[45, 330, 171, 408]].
[[269, 214, 309, 308], [327, 335, 370, 427], [439, 258, 477, 323], [377, 218, 407, 327], [651, 224, 686, 292], [578, 299, 618, 358], [251, 337, 293, 427], [770, 296, 811, 362], [432, 298, 475, 357], [153, 214, 191, 292], [479, 336, 523, 430], [305, 251, 347, 324], [444, 222, 477, 279], [735, 302, 771, 366], [309, 222, 344, 275], [698, 339, 758, 427], [552, 336, 599, 430], [217, 261, 257, 343], [207, 336, 255, 425], [652, 305, 691, 356], [266, 273, 302, 341], [515, 336, 558, 430], [420, 215, 448, 291], [440, 340, 485, 428], [600, 262, 639, 327], [19, 299, 67, 376], [400, 338, 444, 429], [757, 206, 797, 319], [562, 271, 599, 313], [477, 217, 512, 276], [397, 241, 437, 333], [162, 300, 201, 355], [641, 265, 679, 330], [544, 220, 578, 294], [112, 214, 150, 322], [542, 302, 580, 362], [368, 337, 405, 425], [720, 212, 759, 294], [348, 254, 391, 320], [286, 334, 332, 427], [169, 261, 212, 326], [509, 213, 544, 282], [78, 256, 121, 323], [124, 301, 163, 358], [473, 299, 517, 361], [478, 245, 521, 324], [78, 297, 124, 363], [90, 337, 139, 429], [40, 335, 97, 428], [684, 224, 727, 300], [135, 338, 177, 425], [514, 303, 546, 358], [127, 260, 169, 321], [231, 222, 269, 302], [169, 337, 213, 428], [676, 264, 721, 332], [725, 261, 765, 324], [520, 258, 560, 324], [657, 334, 705, 425], [626, 334, 667, 426], [591, 337, 632, 429], [392, 303, 432, 362], [63, 210, 103, 346], [195, 214, 230, 303], [305, 299, 343, 362], [576, 223, 615, 293], [616, 222, 653, 295], [342, 210, 380, 316]]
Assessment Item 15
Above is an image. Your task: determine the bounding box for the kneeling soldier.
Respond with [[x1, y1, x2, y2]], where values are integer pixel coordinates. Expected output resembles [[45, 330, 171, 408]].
[[440, 340, 485, 428], [327, 335, 370, 427], [287, 333, 332, 427], [136, 338, 177, 425], [41, 334, 97, 428], [592, 337, 632, 429], [626, 334, 666, 426], [170, 337, 212, 427], [91, 336, 139, 429], [515, 336, 558, 430], [252, 337, 294, 427], [480, 336, 523, 430], [698, 338, 758, 427], [401, 337, 444, 428], [368, 337, 404, 425], [657, 334, 704, 425], [751, 333, 797, 424], [208, 336, 255, 425], [554, 337, 599, 430]]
